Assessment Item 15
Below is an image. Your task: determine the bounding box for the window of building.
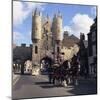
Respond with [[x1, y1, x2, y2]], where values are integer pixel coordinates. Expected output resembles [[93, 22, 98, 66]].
[[47, 46, 48, 50], [92, 31, 96, 42], [35, 46, 38, 54], [57, 47, 60, 53], [88, 34, 93, 56], [93, 45, 96, 56]]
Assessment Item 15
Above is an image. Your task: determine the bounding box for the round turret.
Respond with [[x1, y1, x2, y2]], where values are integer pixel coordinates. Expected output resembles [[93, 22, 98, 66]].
[[32, 9, 42, 42], [52, 12, 62, 41], [55, 15, 62, 41], [52, 14, 57, 34]]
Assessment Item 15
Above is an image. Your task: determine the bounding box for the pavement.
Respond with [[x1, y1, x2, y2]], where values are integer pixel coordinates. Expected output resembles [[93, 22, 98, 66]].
[[12, 74, 97, 99], [13, 72, 20, 86]]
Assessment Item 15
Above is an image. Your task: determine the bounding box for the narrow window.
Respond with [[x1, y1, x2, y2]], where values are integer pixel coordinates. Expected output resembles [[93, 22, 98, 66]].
[[35, 46, 38, 54], [57, 47, 59, 53]]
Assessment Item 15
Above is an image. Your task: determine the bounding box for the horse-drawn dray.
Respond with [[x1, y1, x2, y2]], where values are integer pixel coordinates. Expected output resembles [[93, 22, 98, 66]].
[[47, 55, 80, 87]]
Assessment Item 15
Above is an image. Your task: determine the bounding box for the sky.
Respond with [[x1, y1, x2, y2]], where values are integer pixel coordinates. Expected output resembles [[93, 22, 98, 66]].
[[13, 0, 97, 46]]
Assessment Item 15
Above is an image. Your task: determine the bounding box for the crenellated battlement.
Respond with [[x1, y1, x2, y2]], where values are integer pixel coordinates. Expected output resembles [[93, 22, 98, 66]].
[[16, 44, 32, 48]]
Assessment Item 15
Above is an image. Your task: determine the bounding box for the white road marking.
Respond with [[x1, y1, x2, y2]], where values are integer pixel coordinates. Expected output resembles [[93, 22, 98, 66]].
[[13, 76, 20, 86]]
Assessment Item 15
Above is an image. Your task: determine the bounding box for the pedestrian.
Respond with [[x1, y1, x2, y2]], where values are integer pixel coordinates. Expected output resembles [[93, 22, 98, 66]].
[[47, 66, 53, 83]]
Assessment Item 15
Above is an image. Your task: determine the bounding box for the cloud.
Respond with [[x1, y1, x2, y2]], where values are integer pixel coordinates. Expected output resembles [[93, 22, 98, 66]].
[[25, 2, 45, 11], [13, 2, 28, 26], [63, 13, 94, 39], [13, 1, 45, 26]]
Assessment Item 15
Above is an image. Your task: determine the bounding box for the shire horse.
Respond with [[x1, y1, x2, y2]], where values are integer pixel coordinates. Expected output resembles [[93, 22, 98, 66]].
[[51, 62, 70, 86], [60, 60, 70, 86], [69, 55, 80, 85], [60, 55, 80, 86], [48, 55, 80, 86]]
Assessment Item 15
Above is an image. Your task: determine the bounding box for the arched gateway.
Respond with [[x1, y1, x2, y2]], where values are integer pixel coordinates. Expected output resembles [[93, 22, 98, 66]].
[[31, 9, 80, 75], [31, 9, 62, 68], [40, 56, 53, 74]]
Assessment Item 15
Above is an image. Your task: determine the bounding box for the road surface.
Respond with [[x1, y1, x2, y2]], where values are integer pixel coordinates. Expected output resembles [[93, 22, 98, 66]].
[[12, 74, 97, 99]]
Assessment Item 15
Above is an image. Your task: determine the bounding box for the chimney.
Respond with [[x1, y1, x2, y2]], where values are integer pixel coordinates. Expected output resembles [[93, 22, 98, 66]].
[[21, 44, 26, 47], [30, 44, 32, 48], [80, 33, 85, 40]]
